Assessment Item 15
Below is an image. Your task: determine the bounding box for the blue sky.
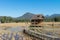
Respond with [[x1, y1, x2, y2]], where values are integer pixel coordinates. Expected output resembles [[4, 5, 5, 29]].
[[0, 0, 60, 17]]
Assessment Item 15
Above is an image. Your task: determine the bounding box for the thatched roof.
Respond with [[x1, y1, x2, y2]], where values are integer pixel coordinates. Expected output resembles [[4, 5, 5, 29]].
[[31, 14, 44, 20]]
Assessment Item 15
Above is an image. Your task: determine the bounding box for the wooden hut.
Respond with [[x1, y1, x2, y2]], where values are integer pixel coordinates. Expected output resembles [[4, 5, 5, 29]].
[[30, 14, 44, 27]]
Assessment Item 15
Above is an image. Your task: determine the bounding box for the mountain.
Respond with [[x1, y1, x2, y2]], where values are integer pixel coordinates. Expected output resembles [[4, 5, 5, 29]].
[[50, 14, 60, 18], [0, 13, 60, 20], [17, 12, 35, 20], [17, 13, 60, 20], [45, 15, 50, 18], [45, 14, 60, 18]]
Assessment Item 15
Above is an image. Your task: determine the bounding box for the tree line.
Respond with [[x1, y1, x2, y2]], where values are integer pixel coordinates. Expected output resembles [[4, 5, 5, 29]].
[[0, 16, 60, 23], [44, 16, 60, 22], [0, 16, 30, 23]]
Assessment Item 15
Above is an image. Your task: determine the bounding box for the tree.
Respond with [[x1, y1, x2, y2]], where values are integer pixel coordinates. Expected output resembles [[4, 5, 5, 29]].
[[1, 16, 6, 23], [54, 17, 58, 22]]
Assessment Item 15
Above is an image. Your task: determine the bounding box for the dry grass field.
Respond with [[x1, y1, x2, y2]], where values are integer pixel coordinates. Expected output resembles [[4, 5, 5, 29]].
[[0, 22, 60, 40], [0, 22, 60, 30], [0, 22, 60, 27], [0, 22, 60, 33], [0, 22, 30, 27]]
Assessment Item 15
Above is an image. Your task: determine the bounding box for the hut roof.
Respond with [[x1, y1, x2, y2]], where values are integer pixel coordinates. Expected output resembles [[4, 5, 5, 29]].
[[31, 14, 44, 20]]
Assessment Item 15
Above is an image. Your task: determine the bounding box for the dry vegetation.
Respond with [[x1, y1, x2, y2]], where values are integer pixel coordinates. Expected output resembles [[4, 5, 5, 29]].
[[0, 22, 60, 40], [0, 22, 60, 27], [0, 22, 60, 33], [0, 22, 30, 27]]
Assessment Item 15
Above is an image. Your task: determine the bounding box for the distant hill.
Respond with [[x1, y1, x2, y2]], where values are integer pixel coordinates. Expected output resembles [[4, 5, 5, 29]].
[[17, 13, 60, 20], [0, 13, 60, 20], [50, 14, 60, 18], [45, 14, 60, 18], [0, 13, 60, 21], [17, 12, 35, 20], [45, 14, 60, 22]]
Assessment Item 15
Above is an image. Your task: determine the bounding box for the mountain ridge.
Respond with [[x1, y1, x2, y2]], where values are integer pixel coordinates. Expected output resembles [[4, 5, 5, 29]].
[[0, 13, 60, 19]]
